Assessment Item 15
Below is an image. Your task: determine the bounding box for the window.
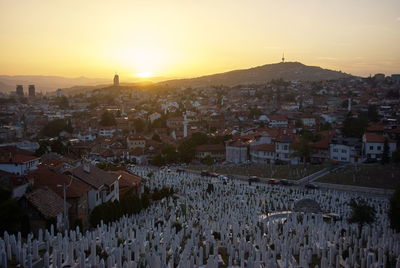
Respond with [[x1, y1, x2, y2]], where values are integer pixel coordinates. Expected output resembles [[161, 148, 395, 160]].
[[341, 157, 347, 161], [341, 149, 347, 153], [369, 146, 373, 150], [111, 185, 115, 192], [333, 156, 338, 160], [333, 148, 338, 152], [284, 145, 288, 150], [377, 146, 381, 150]]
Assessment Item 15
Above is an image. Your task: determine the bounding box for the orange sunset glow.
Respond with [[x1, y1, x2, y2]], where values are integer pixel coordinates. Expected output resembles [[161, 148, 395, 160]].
[[0, 0, 399, 80]]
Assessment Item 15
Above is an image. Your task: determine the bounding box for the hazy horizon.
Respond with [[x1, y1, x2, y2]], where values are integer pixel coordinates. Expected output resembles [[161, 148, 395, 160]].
[[1, 0, 399, 79]]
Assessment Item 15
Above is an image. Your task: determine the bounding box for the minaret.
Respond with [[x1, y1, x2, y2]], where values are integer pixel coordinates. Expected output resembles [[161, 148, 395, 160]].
[[282, 53, 285, 63], [348, 97, 352, 112], [113, 74, 119, 86], [183, 112, 188, 138]]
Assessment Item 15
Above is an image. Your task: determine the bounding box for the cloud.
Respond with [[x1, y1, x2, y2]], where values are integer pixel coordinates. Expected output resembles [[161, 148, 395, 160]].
[[316, 57, 337, 61]]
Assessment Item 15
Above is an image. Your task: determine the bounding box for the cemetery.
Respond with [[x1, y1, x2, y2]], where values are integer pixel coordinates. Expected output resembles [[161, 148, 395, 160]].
[[1, 166, 399, 267]]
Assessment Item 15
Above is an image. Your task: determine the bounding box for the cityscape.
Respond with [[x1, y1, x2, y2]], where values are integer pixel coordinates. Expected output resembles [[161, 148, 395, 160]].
[[0, 0, 400, 267]]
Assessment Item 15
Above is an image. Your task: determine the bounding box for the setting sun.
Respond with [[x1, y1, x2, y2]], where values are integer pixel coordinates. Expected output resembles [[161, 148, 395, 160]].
[[115, 45, 168, 80], [136, 72, 153, 78], [0, 0, 399, 78]]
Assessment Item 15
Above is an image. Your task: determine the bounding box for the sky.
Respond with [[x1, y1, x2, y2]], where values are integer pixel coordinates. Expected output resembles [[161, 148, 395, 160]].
[[0, 0, 399, 80]]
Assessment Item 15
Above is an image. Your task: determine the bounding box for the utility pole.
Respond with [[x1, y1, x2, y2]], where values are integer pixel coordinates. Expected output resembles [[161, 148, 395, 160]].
[[58, 180, 71, 232]]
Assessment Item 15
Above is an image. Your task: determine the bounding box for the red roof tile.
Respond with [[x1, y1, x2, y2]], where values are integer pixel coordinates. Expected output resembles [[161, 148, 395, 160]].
[[25, 188, 65, 219]]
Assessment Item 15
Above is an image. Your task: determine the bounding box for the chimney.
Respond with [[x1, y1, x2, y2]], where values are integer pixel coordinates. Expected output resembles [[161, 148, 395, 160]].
[[83, 162, 91, 173]]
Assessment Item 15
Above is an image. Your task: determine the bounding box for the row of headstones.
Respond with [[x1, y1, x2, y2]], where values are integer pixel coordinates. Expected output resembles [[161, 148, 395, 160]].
[[1, 166, 399, 267]]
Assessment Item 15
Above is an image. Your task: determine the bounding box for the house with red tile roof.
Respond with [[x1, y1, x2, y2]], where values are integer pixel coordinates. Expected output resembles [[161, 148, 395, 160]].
[[29, 165, 91, 227], [64, 163, 120, 210], [195, 144, 225, 162], [265, 115, 289, 128], [0, 146, 40, 175], [310, 132, 334, 163], [249, 143, 275, 164], [20, 187, 65, 234], [127, 134, 146, 150], [109, 170, 143, 197], [362, 133, 397, 160]]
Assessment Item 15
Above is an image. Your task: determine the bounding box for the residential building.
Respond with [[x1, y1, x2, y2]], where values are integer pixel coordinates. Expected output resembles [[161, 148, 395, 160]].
[[0, 146, 40, 175], [266, 115, 289, 128], [225, 140, 249, 163], [29, 165, 90, 227], [362, 133, 397, 160], [330, 137, 360, 163], [99, 126, 116, 137], [20, 187, 65, 234], [65, 163, 120, 210], [109, 170, 143, 197], [195, 144, 225, 162], [275, 135, 299, 164], [249, 143, 275, 164], [127, 135, 146, 150]]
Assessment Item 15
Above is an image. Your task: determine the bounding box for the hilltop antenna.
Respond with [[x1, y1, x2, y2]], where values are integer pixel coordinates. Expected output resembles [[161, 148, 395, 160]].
[[282, 53, 285, 63]]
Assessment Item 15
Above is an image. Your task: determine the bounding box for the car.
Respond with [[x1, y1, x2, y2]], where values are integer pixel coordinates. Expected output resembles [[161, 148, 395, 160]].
[[200, 170, 210, 177], [305, 183, 319, 189], [280, 179, 294, 186], [364, 158, 378, 164], [248, 176, 260, 183], [267, 179, 280, 185], [323, 213, 342, 221], [275, 159, 289, 165], [218, 175, 229, 182], [209, 172, 219, 177]]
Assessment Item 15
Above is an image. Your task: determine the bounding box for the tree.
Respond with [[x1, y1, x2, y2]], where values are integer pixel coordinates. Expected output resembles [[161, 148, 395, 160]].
[[367, 105, 380, 122], [392, 150, 400, 163], [381, 138, 390, 164], [55, 96, 69, 109], [291, 138, 312, 163], [249, 107, 262, 119], [150, 116, 167, 129], [161, 145, 179, 163], [99, 111, 116, 126], [150, 154, 165, 167], [152, 133, 161, 142], [35, 138, 70, 156], [0, 187, 12, 203], [177, 132, 209, 163], [0, 187, 27, 235], [40, 119, 72, 137], [348, 199, 376, 231], [320, 122, 332, 131], [133, 118, 145, 133], [342, 116, 368, 138], [389, 187, 400, 232], [202, 155, 214, 166]]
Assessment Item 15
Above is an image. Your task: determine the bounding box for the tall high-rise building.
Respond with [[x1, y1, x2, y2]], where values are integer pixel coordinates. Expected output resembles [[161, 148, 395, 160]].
[[16, 85, 24, 97], [114, 74, 119, 86], [56, 88, 63, 97], [28, 85, 35, 97]]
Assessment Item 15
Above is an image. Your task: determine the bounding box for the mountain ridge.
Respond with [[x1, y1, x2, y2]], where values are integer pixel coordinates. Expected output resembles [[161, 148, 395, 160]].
[[0, 62, 354, 93], [157, 62, 353, 87]]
